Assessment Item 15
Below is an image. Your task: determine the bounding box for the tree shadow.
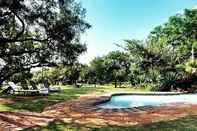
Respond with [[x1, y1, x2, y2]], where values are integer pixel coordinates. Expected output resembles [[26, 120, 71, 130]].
[[22, 115, 197, 131], [24, 119, 90, 131], [90, 115, 197, 131]]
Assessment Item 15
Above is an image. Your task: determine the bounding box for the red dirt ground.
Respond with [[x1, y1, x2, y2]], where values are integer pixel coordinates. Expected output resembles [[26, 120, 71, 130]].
[[1, 95, 197, 131]]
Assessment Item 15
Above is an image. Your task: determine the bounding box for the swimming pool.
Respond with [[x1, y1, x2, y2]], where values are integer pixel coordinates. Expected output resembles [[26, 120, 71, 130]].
[[98, 93, 197, 109]]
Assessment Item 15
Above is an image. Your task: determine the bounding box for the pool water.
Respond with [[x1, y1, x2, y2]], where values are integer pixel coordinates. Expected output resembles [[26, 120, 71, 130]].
[[98, 94, 197, 109]]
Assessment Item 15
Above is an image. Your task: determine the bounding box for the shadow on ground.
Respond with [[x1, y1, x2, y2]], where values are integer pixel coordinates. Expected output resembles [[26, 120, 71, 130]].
[[24, 115, 197, 131]]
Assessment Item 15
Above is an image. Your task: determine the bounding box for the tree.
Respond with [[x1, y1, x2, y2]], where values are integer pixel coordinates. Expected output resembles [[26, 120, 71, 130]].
[[65, 63, 83, 85], [149, 9, 197, 64], [78, 64, 89, 83], [0, 0, 90, 85], [123, 9, 197, 90], [88, 57, 106, 85], [103, 51, 130, 88], [85, 51, 130, 87]]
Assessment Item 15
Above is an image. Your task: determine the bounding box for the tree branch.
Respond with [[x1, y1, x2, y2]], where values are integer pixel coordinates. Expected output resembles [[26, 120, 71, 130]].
[[0, 10, 47, 44], [11, 10, 25, 41], [0, 48, 44, 57], [0, 11, 12, 17]]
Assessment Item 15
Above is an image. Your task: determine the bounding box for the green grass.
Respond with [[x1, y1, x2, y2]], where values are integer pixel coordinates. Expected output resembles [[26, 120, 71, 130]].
[[0, 85, 142, 112], [25, 115, 197, 131]]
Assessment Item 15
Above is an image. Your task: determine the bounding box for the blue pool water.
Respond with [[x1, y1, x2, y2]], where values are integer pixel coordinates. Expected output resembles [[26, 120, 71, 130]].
[[98, 93, 197, 109]]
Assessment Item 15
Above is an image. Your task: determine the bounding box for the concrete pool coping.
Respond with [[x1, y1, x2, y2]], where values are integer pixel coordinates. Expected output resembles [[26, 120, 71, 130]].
[[111, 91, 187, 95]]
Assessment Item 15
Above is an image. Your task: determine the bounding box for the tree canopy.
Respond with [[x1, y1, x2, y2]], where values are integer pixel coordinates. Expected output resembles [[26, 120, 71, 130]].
[[124, 9, 197, 90], [0, 0, 90, 84]]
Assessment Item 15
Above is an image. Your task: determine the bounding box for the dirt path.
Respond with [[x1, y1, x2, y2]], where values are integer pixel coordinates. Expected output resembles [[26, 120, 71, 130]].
[[1, 95, 197, 131]]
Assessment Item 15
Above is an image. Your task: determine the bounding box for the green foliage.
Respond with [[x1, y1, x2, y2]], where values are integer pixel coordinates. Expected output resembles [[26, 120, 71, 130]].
[[9, 71, 33, 83], [32, 63, 86, 85], [0, 0, 90, 85], [32, 51, 130, 88], [185, 59, 197, 73], [122, 9, 197, 91], [88, 57, 106, 84], [84, 51, 130, 87], [186, 59, 197, 68]]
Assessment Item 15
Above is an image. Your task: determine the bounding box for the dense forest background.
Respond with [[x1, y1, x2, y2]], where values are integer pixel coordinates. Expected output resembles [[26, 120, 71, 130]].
[[0, 0, 197, 91]]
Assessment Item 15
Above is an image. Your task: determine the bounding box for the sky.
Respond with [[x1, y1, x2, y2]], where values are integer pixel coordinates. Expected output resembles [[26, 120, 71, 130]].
[[78, 0, 197, 64]]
